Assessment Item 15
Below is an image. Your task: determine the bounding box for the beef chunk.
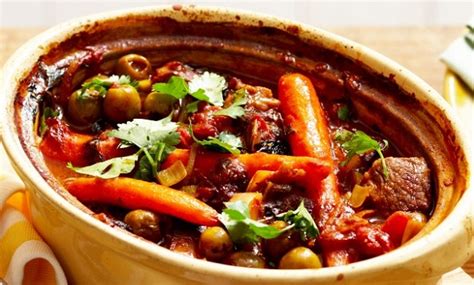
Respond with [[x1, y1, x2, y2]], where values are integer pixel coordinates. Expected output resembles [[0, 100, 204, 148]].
[[361, 157, 432, 213]]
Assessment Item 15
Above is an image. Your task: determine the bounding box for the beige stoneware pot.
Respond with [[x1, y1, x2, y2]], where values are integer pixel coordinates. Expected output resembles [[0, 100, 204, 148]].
[[1, 5, 473, 285]]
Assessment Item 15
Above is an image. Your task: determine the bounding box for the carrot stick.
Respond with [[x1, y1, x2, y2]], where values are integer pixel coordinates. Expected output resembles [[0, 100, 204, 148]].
[[65, 177, 219, 226], [162, 149, 331, 187], [278, 73, 352, 266]]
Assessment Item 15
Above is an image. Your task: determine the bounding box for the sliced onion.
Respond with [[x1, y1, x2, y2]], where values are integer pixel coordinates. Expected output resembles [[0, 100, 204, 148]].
[[246, 170, 275, 192], [401, 212, 427, 244], [354, 209, 376, 219], [157, 160, 187, 187], [181, 185, 198, 196], [186, 144, 198, 176], [349, 184, 372, 208]]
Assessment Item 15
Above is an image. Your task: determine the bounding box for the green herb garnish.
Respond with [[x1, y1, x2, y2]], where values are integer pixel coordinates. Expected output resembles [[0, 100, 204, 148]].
[[335, 129, 389, 178], [39, 107, 59, 137], [219, 200, 283, 243], [276, 201, 319, 240], [189, 126, 242, 154], [152, 76, 190, 99], [108, 115, 178, 148], [465, 25, 474, 49], [214, 89, 248, 119], [67, 154, 139, 179], [69, 114, 180, 179], [189, 71, 227, 106], [337, 105, 350, 121], [152, 72, 227, 108]]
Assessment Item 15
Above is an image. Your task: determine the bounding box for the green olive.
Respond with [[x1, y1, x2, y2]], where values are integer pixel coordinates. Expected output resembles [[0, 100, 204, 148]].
[[104, 85, 141, 123], [227, 252, 265, 268], [264, 221, 300, 261], [199, 227, 233, 261], [278, 247, 322, 269], [144, 92, 177, 116], [67, 89, 102, 125], [115, 54, 151, 80], [137, 79, 152, 93], [124, 210, 161, 243]]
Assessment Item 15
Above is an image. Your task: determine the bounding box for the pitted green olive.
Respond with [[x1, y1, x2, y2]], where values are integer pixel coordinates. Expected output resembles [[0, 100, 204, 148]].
[[278, 247, 322, 269], [124, 210, 161, 243], [67, 89, 102, 125], [199, 227, 233, 261], [104, 85, 141, 123], [115, 54, 151, 80], [144, 92, 177, 116], [227, 252, 266, 268]]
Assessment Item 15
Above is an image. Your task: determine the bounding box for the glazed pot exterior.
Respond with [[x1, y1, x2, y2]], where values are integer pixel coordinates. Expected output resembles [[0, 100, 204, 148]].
[[1, 5, 472, 285]]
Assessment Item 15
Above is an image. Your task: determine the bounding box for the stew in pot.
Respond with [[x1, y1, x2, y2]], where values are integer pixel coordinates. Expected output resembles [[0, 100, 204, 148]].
[[31, 53, 433, 269]]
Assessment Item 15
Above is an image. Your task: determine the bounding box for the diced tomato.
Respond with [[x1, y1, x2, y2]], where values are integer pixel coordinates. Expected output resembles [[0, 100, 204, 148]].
[[39, 118, 94, 166], [355, 225, 394, 257], [381, 211, 411, 246]]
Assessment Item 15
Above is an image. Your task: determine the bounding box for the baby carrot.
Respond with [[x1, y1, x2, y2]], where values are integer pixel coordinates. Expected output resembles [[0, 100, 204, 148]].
[[66, 177, 219, 226]]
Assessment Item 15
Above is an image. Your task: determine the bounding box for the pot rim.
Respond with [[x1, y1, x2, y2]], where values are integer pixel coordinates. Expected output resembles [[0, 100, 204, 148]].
[[1, 4, 472, 282]]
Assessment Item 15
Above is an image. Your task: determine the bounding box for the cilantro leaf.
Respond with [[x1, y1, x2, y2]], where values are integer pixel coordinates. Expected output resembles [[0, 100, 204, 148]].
[[337, 105, 350, 121], [219, 200, 283, 243], [135, 133, 179, 181], [81, 75, 137, 98], [335, 129, 389, 178], [277, 201, 319, 240], [188, 71, 227, 106], [465, 25, 474, 49], [152, 76, 189, 99], [214, 89, 248, 119], [67, 154, 138, 179], [189, 126, 241, 154], [108, 115, 178, 148], [39, 107, 59, 137], [185, 101, 200, 113]]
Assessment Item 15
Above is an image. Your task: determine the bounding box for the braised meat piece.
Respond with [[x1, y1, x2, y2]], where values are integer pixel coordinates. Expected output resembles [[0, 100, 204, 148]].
[[196, 158, 249, 211], [361, 157, 432, 213]]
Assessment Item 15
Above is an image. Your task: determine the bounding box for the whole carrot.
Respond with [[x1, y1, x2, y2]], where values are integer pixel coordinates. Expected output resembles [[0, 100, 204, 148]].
[[65, 177, 219, 226], [278, 73, 352, 266], [162, 149, 331, 186]]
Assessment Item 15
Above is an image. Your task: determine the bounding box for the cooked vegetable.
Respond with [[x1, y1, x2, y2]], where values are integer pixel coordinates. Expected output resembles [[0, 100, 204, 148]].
[[103, 84, 141, 123], [214, 89, 248, 118], [199, 226, 233, 261], [108, 115, 178, 148], [162, 149, 331, 184], [157, 160, 187, 186], [278, 73, 350, 266], [218, 200, 283, 244], [39, 107, 59, 137], [115, 54, 152, 80], [68, 89, 102, 125], [188, 71, 227, 106], [189, 127, 242, 154], [276, 201, 319, 241], [65, 177, 219, 226], [278, 247, 322, 269], [144, 91, 177, 116], [348, 184, 372, 208], [335, 129, 389, 178], [337, 104, 350, 121], [124, 209, 161, 242], [67, 153, 139, 179], [228, 192, 263, 220], [264, 221, 300, 261], [152, 76, 190, 99], [227, 252, 266, 268]]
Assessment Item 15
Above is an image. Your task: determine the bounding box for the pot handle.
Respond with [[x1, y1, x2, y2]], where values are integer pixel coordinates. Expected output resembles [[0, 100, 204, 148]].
[[0, 174, 26, 211]]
